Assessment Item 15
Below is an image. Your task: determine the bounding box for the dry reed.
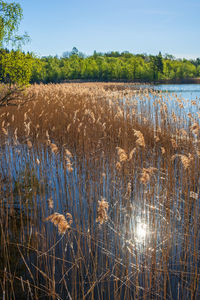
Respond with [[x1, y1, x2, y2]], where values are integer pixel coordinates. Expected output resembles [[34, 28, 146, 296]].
[[96, 198, 109, 224], [45, 213, 72, 234], [0, 82, 199, 300]]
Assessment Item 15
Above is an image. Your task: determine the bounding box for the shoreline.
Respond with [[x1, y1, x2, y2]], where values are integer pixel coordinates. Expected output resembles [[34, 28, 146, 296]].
[[61, 78, 200, 85]]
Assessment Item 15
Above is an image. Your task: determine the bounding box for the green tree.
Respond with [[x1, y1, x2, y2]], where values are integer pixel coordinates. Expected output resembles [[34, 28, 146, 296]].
[[30, 57, 47, 83], [0, 50, 35, 106], [150, 52, 164, 81], [41, 56, 63, 83], [0, 50, 33, 86], [0, 1, 32, 106], [129, 56, 139, 80], [0, 0, 29, 47], [176, 60, 196, 79], [71, 47, 79, 56]]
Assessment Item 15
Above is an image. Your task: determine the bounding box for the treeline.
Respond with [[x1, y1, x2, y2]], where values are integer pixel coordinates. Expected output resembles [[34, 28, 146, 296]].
[[29, 49, 200, 83], [1, 48, 200, 85]]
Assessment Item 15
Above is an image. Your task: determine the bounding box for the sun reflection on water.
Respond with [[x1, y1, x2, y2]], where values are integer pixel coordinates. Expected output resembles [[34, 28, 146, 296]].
[[119, 197, 175, 261], [123, 213, 151, 254], [135, 221, 148, 242]]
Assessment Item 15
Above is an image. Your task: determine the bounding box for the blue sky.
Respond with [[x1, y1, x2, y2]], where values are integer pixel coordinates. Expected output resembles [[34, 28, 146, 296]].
[[12, 0, 200, 58]]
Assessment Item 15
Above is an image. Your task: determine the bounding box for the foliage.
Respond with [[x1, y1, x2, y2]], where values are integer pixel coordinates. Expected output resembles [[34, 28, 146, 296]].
[[0, 50, 34, 86], [0, 48, 199, 85], [27, 50, 200, 83], [0, 1, 32, 106], [0, 0, 29, 47]]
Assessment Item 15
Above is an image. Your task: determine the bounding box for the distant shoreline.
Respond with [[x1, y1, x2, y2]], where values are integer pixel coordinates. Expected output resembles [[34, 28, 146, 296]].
[[154, 78, 200, 84], [62, 78, 200, 85]]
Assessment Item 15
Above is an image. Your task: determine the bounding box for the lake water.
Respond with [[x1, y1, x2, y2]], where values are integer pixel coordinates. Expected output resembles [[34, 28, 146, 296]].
[[152, 84, 200, 113], [154, 83, 200, 95]]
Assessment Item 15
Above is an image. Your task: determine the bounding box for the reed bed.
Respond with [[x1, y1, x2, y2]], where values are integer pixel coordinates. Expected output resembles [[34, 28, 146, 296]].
[[0, 82, 199, 299]]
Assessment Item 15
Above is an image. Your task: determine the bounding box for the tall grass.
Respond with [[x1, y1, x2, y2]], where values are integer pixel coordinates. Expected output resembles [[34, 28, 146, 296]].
[[0, 82, 199, 299]]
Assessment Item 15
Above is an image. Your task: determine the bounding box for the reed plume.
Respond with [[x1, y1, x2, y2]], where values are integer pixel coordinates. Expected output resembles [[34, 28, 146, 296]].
[[190, 122, 199, 135], [65, 149, 72, 158], [133, 129, 145, 148], [45, 212, 72, 234], [50, 143, 58, 154], [2, 126, 8, 136], [65, 148, 73, 172], [115, 161, 122, 171], [161, 147, 166, 155], [96, 198, 109, 224], [116, 147, 128, 162], [27, 140, 32, 149], [128, 148, 136, 161], [171, 154, 193, 170], [140, 167, 157, 184]]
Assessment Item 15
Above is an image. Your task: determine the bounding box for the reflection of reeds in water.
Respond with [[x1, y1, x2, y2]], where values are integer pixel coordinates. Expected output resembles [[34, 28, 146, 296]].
[[0, 82, 199, 299]]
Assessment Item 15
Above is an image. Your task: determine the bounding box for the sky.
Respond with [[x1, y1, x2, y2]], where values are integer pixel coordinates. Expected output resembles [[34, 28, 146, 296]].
[[9, 0, 200, 58]]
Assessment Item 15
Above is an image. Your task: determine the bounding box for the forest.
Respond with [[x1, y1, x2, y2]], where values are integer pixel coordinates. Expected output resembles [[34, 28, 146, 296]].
[[1, 48, 200, 84]]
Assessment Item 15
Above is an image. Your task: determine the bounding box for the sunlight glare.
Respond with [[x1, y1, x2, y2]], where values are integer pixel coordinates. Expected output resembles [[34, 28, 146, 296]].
[[136, 222, 147, 241]]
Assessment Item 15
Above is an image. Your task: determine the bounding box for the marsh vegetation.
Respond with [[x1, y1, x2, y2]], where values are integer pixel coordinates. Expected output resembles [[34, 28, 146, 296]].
[[0, 82, 199, 299]]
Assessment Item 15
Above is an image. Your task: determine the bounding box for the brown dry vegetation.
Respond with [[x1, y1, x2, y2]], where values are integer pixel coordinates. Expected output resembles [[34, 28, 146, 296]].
[[0, 82, 199, 299]]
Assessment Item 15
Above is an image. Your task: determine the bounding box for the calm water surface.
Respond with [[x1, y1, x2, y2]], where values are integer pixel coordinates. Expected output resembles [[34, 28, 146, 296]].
[[153, 84, 200, 112]]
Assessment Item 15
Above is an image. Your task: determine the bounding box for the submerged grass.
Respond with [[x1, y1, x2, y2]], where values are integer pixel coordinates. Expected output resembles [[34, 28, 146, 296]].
[[0, 82, 199, 299]]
